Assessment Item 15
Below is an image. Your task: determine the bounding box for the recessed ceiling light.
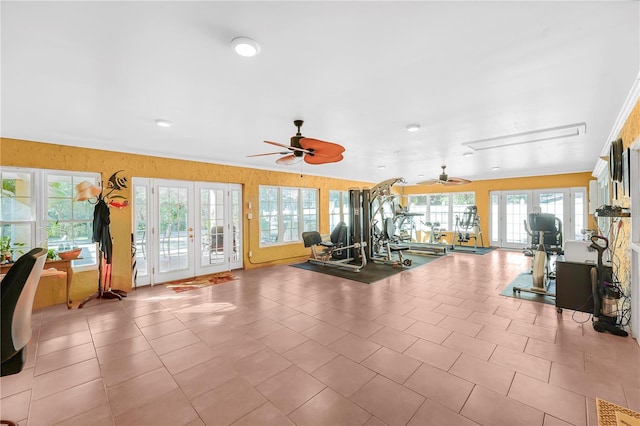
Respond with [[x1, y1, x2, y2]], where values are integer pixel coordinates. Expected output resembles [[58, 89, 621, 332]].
[[155, 119, 173, 128], [406, 124, 421, 132], [491, 166, 500, 171], [463, 151, 474, 157], [231, 37, 261, 57], [378, 165, 386, 169]]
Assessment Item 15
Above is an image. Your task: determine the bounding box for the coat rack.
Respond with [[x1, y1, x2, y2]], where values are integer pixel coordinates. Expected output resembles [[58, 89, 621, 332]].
[[75, 171, 129, 308]]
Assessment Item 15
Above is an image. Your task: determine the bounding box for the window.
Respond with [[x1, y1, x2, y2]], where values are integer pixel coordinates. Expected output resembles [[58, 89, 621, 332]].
[[407, 192, 476, 231], [1, 167, 101, 268], [259, 186, 318, 245], [329, 190, 350, 231]]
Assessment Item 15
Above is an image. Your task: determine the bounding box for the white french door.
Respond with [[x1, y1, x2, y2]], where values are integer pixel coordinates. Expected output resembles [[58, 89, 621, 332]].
[[490, 187, 586, 249], [132, 178, 242, 286], [154, 179, 195, 283], [194, 182, 242, 276]]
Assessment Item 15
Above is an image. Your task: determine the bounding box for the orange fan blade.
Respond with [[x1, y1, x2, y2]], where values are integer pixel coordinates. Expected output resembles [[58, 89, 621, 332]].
[[276, 154, 301, 165], [304, 154, 344, 165], [299, 138, 345, 157]]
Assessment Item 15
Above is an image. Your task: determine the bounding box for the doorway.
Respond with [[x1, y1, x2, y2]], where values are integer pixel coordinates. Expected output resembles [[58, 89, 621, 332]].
[[489, 187, 586, 249], [132, 178, 242, 286]]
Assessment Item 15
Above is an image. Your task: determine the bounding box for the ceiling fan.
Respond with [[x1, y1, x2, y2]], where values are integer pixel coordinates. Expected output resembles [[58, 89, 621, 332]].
[[418, 165, 471, 186], [248, 120, 345, 165]]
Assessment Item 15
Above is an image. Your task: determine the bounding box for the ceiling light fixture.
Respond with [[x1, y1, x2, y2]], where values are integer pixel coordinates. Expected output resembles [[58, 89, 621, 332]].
[[491, 166, 500, 171], [406, 124, 421, 132], [155, 119, 173, 128], [378, 165, 386, 169], [462, 151, 474, 157], [231, 37, 261, 57], [461, 122, 586, 151]]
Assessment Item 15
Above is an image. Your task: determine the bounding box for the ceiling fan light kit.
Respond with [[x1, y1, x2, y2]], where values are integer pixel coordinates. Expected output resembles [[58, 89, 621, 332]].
[[249, 120, 346, 166]]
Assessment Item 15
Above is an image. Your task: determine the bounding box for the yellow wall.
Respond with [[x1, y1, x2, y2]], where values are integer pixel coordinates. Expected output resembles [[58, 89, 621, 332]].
[[610, 99, 640, 294], [1, 137, 374, 303], [401, 172, 595, 245], [0, 136, 607, 308]]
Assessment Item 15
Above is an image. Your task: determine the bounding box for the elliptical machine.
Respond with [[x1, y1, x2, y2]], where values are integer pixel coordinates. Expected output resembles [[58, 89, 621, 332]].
[[589, 235, 627, 337]]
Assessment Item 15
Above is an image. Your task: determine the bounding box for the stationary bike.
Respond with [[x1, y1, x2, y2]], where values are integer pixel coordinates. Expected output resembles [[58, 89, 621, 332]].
[[514, 230, 554, 296], [589, 235, 627, 336]]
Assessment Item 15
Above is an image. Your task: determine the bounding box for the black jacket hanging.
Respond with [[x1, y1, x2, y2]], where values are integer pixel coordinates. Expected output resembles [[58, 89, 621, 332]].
[[92, 197, 113, 264]]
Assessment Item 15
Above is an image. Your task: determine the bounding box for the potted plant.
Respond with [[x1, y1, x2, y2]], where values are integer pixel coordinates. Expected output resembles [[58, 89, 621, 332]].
[[0, 235, 25, 263]]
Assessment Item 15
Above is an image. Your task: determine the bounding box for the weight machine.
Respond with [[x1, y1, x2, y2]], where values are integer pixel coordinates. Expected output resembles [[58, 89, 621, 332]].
[[366, 178, 412, 267], [302, 222, 367, 272], [303, 177, 448, 272], [421, 221, 446, 244], [453, 206, 483, 251]]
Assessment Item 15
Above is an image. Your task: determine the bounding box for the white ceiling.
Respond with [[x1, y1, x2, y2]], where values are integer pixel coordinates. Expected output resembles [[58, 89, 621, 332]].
[[2, 1, 639, 184]]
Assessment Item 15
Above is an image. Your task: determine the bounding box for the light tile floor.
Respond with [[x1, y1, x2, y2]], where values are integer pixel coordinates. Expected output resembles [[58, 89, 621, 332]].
[[2, 250, 639, 425]]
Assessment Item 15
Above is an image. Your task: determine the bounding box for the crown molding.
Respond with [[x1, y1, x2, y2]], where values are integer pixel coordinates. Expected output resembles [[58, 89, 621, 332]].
[[593, 69, 640, 178]]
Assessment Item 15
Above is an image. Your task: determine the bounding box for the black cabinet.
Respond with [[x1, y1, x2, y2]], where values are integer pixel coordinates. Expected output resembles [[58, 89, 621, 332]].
[[555, 260, 595, 313]]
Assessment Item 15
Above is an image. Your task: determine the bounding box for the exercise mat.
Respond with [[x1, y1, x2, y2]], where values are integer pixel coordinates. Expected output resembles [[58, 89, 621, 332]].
[[291, 253, 442, 284], [449, 246, 497, 255], [500, 272, 556, 305]]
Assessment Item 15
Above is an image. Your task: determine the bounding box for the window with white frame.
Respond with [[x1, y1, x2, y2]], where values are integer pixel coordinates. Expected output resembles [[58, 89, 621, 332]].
[[259, 186, 318, 245], [329, 190, 350, 232], [1, 167, 101, 268], [407, 191, 476, 231]]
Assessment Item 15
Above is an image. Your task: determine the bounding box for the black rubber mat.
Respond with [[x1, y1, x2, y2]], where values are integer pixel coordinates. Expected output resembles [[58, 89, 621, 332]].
[[500, 272, 556, 305], [290, 253, 442, 284]]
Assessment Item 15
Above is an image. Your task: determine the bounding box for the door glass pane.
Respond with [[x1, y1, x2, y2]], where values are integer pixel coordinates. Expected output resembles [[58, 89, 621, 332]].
[[505, 194, 528, 244], [134, 185, 148, 278], [574, 191, 585, 239], [158, 185, 188, 272], [200, 188, 225, 267], [231, 189, 241, 262], [538, 192, 563, 217], [491, 193, 499, 242], [537, 191, 564, 241]]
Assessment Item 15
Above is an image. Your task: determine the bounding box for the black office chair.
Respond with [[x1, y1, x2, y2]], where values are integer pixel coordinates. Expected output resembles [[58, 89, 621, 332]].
[[1, 248, 47, 426]]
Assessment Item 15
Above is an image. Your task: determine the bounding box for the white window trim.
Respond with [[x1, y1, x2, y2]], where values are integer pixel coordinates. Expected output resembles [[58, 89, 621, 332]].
[[1, 166, 101, 271], [408, 192, 476, 231], [259, 185, 318, 247]]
